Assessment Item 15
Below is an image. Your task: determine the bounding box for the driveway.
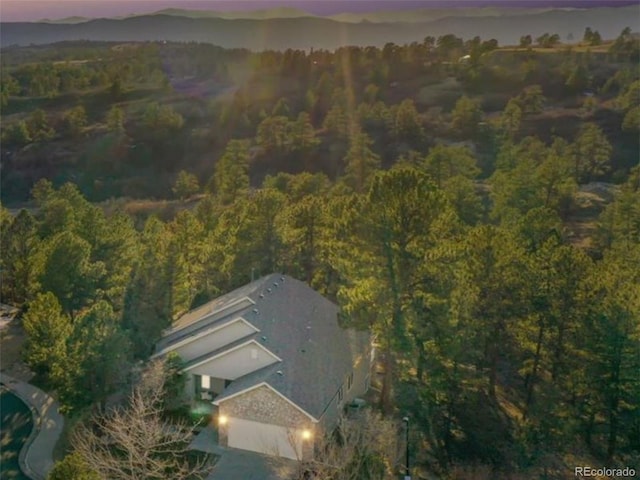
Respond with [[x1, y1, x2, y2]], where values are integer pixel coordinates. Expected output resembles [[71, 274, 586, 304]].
[[190, 426, 299, 480]]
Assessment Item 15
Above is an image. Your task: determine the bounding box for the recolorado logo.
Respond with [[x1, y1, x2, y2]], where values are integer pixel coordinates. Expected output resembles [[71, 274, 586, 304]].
[[575, 466, 636, 478]]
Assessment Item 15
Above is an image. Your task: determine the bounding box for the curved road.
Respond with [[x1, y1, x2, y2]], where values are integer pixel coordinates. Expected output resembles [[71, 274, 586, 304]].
[[0, 373, 64, 480]]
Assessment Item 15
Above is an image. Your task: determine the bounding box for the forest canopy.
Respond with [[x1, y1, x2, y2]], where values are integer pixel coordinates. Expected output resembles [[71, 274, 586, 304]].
[[1, 26, 639, 480]]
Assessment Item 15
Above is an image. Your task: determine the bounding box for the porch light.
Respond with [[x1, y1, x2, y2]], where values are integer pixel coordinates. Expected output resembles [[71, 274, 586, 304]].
[[218, 414, 228, 426], [301, 429, 312, 440]]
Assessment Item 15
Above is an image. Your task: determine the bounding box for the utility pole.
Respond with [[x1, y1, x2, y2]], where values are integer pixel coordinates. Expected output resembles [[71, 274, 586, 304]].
[[403, 416, 411, 480]]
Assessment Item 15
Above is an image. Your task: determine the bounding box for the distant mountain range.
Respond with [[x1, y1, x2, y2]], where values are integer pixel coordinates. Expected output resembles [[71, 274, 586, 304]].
[[2, 5, 637, 50], [34, 6, 575, 24]]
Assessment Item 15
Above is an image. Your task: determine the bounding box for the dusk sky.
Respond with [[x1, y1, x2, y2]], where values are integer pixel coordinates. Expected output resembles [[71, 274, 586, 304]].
[[1, 0, 637, 22]]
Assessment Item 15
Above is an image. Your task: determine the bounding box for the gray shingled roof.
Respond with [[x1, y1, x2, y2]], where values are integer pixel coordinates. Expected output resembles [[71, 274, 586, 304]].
[[164, 274, 369, 421]]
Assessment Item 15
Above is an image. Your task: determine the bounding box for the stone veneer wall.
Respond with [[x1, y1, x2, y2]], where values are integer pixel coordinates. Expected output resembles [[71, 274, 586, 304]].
[[218, 385, 316, 460]]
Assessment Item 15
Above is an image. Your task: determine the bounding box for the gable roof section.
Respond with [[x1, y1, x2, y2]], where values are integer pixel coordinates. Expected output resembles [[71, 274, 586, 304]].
[[173, 295, 254, 331], [152, 317, 259, 359], [183, 339, 281, 372], [157, 295, 255, 351], [213, 381, 318, 423]]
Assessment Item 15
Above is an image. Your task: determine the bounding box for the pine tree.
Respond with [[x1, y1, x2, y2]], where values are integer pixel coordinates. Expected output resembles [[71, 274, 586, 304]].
[[451, 95, 483, 138], [122, 217, 172, 358], [106, 105, 125, 134], [172, 170, 200, 200], [343, 131, 381, 192], [22, 292, 71, 375], [0, 209, 41, 304], [422, 144, 480, 188], [208, 140, 250, 205], [573, 123, 612, 183], [337, 167, 457, 412]]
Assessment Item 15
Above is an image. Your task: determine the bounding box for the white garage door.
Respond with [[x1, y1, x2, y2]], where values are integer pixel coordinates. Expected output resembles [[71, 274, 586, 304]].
[[227, 417, 302, 460]]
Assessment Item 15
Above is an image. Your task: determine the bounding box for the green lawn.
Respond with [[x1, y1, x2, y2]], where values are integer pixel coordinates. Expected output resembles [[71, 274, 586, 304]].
[[0, 388, 32, 480]]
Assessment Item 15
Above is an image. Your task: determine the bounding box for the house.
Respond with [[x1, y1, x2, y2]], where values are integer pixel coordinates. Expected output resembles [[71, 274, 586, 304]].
[[154, 274, 372, 461]]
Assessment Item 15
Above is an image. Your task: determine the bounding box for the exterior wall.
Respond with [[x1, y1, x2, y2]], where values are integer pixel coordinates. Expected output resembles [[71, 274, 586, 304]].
[[209, 377, 226, 394], [318, 340, 372, 433], [218, 385, 315, 460], [171, 319, 256, 363], [187, 342, 279, 380]]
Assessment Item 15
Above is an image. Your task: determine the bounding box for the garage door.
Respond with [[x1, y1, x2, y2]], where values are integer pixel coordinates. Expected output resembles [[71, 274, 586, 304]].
[[227, 417, 302, 460]]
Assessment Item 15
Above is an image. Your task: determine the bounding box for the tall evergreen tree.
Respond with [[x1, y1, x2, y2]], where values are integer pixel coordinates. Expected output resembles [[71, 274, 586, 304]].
[[22, 292, 71, 376], [573, 123, 612, 183], [338, 167, 457, 412], [343, 131, 381, 192], [0, 209, 41, 304], [208, 140, 250, 205]]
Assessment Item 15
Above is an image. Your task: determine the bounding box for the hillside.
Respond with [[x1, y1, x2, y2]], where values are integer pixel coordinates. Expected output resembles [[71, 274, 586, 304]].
[[38, 16, 92, 24], [327, 6, 566, 23], [2, 5, 638, 50], [151, 7, 313, 20]]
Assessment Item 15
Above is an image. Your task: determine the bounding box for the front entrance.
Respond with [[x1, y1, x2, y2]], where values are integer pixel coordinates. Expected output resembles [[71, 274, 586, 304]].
[[194, 374, 231, 401]]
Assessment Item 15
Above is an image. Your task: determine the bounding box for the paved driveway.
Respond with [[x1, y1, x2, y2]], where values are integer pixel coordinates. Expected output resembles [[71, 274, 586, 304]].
[[209, 448, 298, 480], [190, 426, 299, 480]]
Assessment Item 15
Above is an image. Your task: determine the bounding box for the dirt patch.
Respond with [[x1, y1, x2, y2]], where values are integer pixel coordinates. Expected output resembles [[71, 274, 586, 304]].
[[565, 182, 618, 249], [0, 319, 32, 382], [573, 182, 618, 219]]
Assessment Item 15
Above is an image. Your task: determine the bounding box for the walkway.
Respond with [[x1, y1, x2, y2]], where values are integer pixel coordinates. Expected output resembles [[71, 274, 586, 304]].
[[0, 372, 64, 480]]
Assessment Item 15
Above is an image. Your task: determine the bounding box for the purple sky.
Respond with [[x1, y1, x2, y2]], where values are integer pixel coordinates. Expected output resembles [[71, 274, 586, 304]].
[[1, 0, 637, 22]]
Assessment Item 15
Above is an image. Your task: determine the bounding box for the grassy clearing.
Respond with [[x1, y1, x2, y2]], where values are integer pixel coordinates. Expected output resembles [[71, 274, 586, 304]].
[[498, 41, 614, 54], [100, 195, 204, 225], [416, 77, 463, 106]]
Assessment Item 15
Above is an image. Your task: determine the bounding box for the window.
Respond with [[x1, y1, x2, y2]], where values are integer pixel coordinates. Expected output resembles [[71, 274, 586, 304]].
[[337, 386, 344, 403], [201, 375, 210, 389], [347, 372, 354, 390]]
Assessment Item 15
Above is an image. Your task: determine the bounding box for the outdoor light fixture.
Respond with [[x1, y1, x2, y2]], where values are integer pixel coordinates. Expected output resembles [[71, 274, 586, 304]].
[[218, 414, 228, 426], [302, 429, 312, 440]]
